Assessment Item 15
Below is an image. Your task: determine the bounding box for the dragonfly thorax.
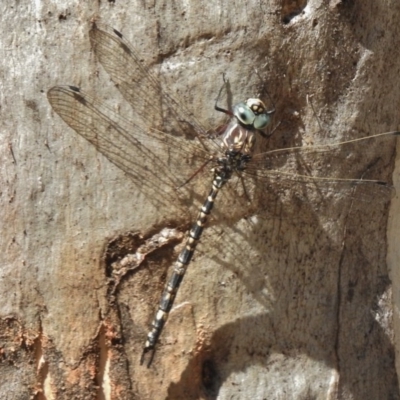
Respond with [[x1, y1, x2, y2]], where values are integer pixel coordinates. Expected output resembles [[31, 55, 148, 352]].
[[214, 151, 252, 183], [220, 119, 257, 155]]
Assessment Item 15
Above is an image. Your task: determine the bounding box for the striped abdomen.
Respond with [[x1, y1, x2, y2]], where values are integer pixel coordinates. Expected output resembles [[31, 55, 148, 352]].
[[140, 174, 226, 366]]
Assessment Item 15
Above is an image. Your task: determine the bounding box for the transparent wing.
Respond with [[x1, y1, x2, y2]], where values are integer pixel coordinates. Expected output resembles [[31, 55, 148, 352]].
[[89, 21, 220, 153], [211, 131, 399, 222], [47, 85, 214, 212], [245, 131, 399, 184]]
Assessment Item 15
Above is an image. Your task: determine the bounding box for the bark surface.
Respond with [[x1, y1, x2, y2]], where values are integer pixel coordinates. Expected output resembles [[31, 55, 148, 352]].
[[1, 0, 400, 399]]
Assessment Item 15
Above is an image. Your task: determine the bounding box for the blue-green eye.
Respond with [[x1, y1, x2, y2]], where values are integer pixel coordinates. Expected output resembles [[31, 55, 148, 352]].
[[254, 113, 271, 129], [234, 103, 255, 126], [233, 99, 272, 129]]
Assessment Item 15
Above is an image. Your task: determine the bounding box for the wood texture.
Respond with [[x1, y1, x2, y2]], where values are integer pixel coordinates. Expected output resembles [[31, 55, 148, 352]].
[[1, 0, 400, 399]]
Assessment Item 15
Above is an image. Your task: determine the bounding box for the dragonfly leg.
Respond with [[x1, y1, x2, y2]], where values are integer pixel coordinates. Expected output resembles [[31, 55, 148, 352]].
[[214, 73, 233, 116]]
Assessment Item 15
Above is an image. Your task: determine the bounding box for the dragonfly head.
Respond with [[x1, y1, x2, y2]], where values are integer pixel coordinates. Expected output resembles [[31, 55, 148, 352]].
[[233, 98, 273, 130]]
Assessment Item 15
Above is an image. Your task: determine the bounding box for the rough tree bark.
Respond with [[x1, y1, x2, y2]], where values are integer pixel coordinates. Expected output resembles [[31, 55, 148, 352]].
[[1, 0, 400, 399]]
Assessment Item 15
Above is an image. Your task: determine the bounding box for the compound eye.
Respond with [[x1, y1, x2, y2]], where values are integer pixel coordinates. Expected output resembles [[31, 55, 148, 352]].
[[254, 113, 271, 130], [234, 104, 255, 126]]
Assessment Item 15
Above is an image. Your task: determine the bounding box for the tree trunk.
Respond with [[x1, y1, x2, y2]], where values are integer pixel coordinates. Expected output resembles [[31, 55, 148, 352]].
[[1, 0, 400, 399]]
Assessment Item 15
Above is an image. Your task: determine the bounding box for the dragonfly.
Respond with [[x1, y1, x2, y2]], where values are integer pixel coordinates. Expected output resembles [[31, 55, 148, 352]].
[[47, 21, 399, 367]]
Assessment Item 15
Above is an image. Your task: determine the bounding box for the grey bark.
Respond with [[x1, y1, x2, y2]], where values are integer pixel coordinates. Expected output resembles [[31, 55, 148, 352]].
[[1, 0, 400, 399]]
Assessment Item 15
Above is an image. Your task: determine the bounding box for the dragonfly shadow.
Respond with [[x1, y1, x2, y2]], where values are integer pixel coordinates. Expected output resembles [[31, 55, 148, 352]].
[[204, 172, 394, 309], [165, 194, 397, 399], [159, 170, 397, 396], [166, 303, 398, 399]]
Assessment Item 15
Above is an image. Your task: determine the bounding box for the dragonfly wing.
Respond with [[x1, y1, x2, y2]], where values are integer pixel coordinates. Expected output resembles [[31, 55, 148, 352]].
[[207, 131, 399, 222], [230, 131, 399, 217], [246, 131, 399, 185], [47, 85, 213, 213], [89, 22, 220, 153]]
